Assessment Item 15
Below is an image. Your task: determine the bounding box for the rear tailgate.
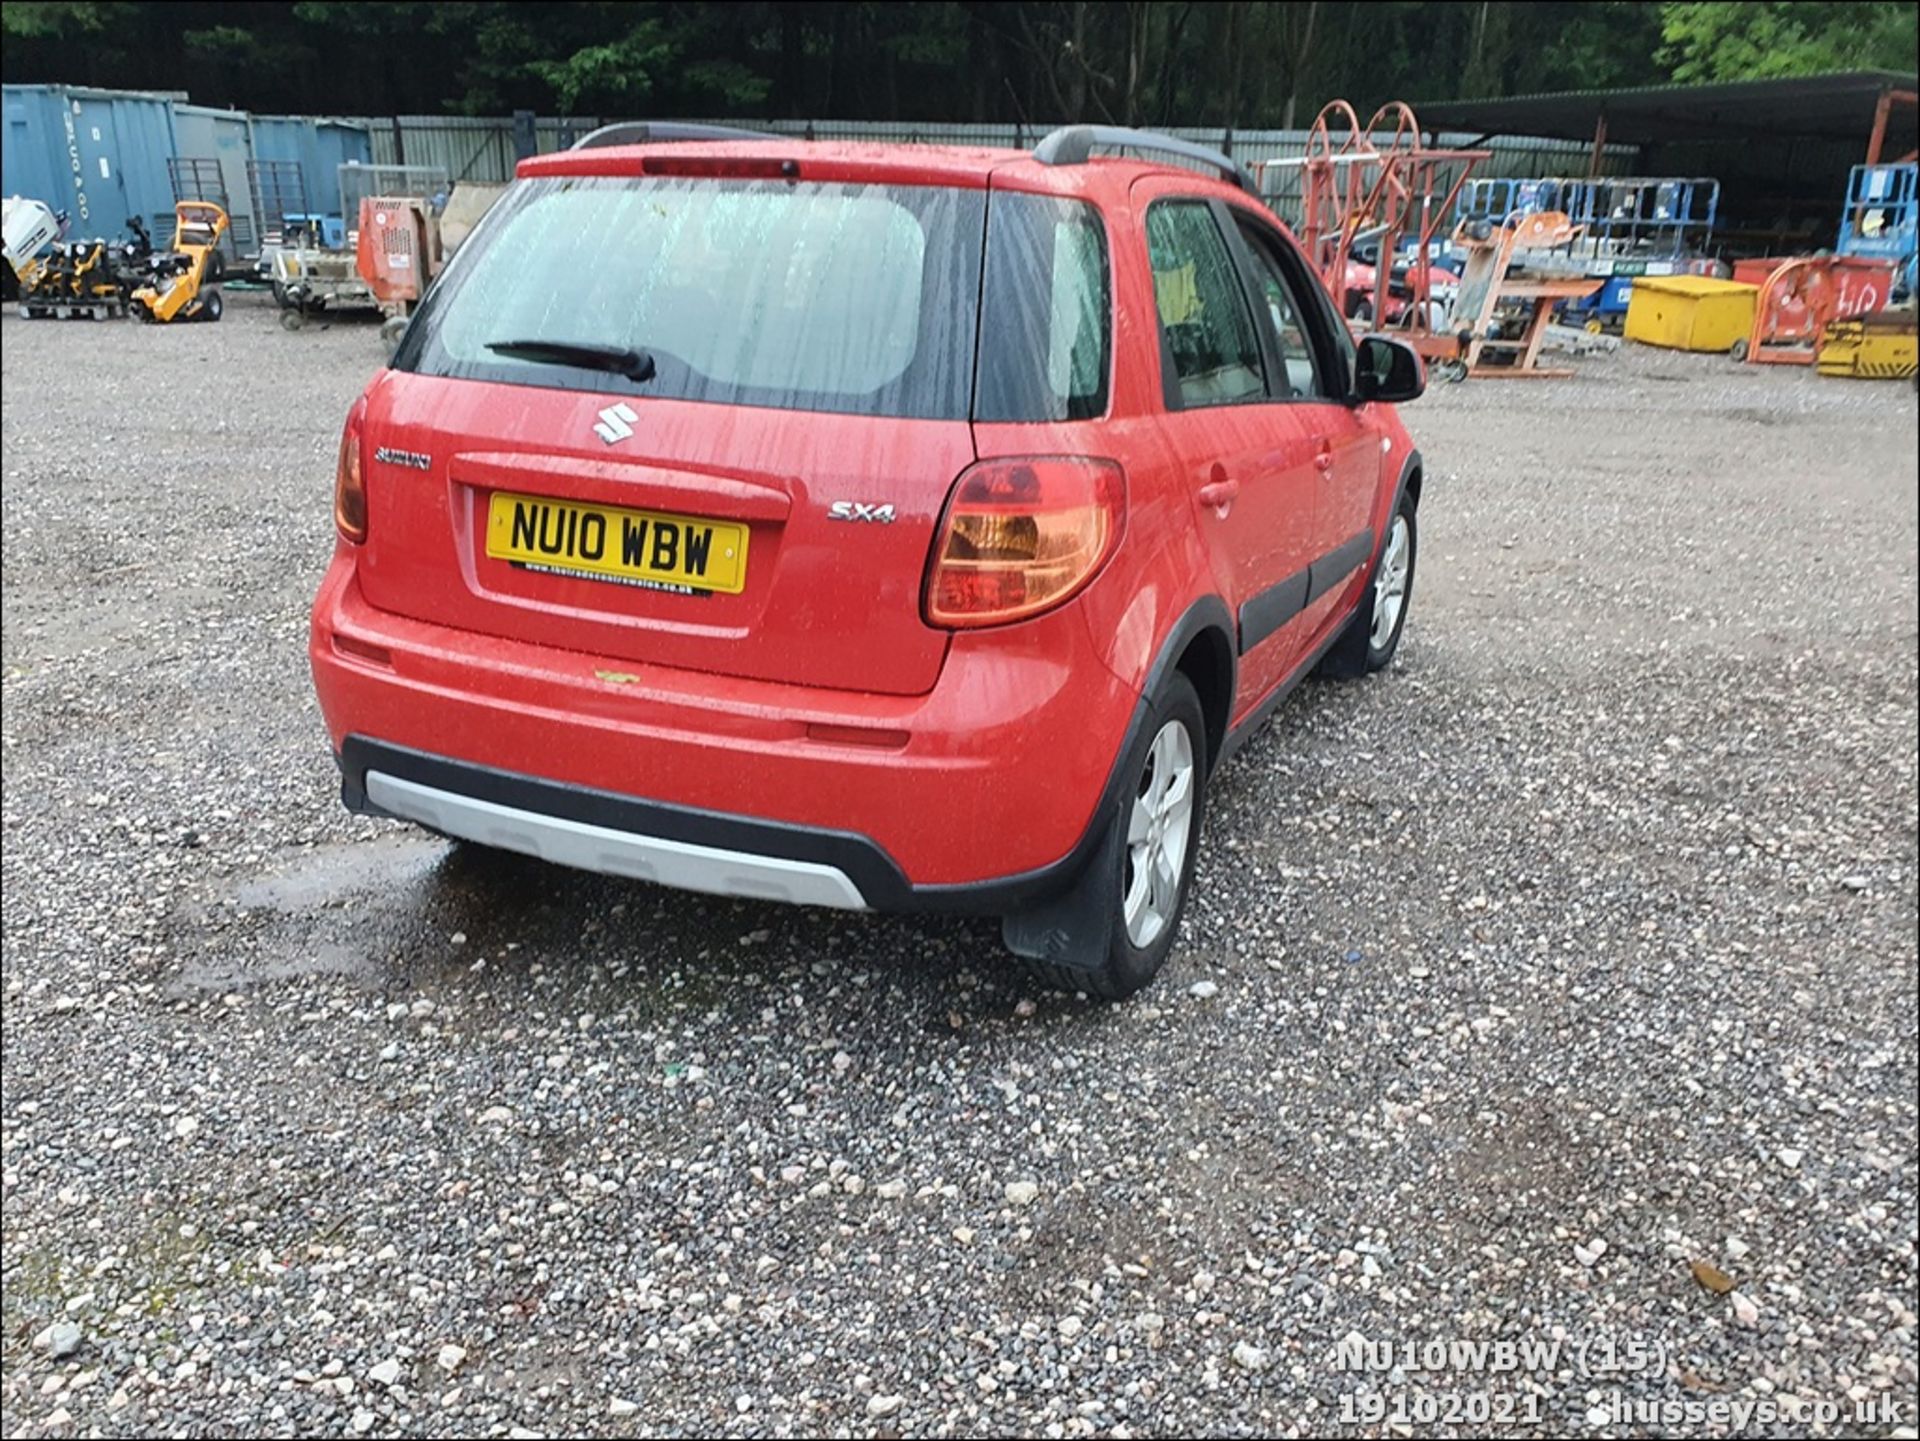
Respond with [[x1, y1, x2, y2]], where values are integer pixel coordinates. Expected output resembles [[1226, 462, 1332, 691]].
[[356, 373, 968, 695], [359, 165, 989, 697]]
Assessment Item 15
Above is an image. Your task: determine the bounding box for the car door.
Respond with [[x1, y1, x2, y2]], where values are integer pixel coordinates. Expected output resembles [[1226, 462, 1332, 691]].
[[1226, 206, 1385, 624], [1132, 181, 1324, 714]]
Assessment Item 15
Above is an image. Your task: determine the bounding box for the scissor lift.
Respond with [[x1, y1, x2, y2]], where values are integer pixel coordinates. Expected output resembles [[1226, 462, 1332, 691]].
[[1838, 161, 1917, 293], [1456, 175, 1721, 330]]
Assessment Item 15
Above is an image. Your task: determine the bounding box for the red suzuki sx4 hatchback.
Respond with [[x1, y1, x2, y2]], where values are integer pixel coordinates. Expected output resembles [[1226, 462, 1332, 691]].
[[309, 124, 1427, 998]]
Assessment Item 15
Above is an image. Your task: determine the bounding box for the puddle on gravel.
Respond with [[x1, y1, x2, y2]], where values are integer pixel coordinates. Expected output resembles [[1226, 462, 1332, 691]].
[[188, 824, 981, 1004], [170, 834, 486, 994], [233, 833, 449, 912], [175, 941, 381, 993], [177, 829, 604, 995]]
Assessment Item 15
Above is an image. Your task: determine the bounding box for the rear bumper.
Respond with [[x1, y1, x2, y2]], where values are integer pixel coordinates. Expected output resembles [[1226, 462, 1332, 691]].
[[312, 553, 1140, 908], [349, 741, 873, 908]]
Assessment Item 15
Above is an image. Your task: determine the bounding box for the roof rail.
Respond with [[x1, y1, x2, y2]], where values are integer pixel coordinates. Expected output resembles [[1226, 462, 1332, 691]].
[[571, 121, 782, 150], [1032, 125, 1257, 194]]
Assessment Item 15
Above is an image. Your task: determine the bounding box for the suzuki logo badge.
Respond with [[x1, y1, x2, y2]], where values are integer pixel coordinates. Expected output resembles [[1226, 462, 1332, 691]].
[[593, 403, 638, 445]]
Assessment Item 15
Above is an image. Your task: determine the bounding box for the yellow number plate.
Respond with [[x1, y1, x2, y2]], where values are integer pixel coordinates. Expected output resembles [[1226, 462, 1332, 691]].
[[485, 492, 749, 596]]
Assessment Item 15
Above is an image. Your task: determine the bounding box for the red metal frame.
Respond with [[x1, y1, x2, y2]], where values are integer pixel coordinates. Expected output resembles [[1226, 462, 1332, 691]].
[[1257, 100, 1489, 366], [1865, 88, 1918, 167], [1739, 255, 1901, 365]]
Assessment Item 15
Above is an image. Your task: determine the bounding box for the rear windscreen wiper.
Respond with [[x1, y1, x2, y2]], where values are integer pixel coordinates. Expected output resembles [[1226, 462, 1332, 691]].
[[487, 339, 657, 382]]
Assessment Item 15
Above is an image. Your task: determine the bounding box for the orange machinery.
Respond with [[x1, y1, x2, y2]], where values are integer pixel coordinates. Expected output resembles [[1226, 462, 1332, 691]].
[[355, 197, 442, 314]]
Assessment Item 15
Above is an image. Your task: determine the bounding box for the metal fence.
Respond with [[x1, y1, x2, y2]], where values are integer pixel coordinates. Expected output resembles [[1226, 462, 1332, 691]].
[[361, 115, 600, 182], [358, 113, 1635, 200]]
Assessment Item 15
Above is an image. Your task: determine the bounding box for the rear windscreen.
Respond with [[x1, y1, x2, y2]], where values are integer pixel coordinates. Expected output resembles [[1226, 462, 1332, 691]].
[[393, 175, 1113, 424], [394, 175, 985, 420]]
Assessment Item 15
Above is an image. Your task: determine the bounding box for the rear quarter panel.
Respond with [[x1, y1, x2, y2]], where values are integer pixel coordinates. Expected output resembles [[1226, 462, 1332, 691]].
[[971, 174, 1228, 707]]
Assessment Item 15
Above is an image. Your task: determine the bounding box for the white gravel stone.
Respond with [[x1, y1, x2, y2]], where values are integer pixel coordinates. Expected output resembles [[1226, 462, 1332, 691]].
[[34, 1320, 82, 1358]]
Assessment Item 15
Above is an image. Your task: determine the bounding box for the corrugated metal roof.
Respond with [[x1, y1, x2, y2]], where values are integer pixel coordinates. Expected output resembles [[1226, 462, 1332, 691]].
[[1420, 69, 1917, 146]]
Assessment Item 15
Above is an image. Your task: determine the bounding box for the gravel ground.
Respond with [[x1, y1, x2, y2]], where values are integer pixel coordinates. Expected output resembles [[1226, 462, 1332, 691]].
[[2, 295, 1916, 1439]]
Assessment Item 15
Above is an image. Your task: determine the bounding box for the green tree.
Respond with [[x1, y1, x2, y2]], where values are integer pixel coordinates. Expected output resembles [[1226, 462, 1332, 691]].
[[1659, 1, 1920, 82], [17, 1, 1913, 127]]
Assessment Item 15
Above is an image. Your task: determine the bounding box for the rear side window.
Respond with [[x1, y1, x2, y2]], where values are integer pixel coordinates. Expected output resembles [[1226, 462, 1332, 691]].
[[1145, 201, 1265, 409], [394, 175, 984, 419], [976, 194, 1111, 421]]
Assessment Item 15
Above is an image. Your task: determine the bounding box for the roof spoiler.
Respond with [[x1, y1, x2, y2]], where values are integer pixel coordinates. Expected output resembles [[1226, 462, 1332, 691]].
[[1032, 125, 1257, 194], [571, 121, 782, 150]]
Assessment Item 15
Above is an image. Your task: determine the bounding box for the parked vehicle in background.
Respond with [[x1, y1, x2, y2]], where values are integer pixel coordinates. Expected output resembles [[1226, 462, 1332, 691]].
[[2, 195, 65, 300], [309, 124, 1428, 998]]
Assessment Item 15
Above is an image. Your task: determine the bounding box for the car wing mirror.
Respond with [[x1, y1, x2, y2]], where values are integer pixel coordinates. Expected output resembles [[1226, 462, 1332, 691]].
[[1353, 334, 1426, 404]]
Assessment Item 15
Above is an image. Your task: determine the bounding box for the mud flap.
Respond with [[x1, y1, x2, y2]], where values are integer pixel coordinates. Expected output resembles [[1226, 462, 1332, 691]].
[[999, 813, 1121, 972]]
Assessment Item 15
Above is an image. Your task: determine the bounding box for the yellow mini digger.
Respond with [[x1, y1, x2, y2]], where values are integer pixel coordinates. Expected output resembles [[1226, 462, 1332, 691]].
[[131, 201, 229, 323]]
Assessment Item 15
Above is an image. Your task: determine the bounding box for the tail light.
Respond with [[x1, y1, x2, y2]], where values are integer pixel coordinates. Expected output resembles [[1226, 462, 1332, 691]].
[[334, 408, 367, 543], [924, 457, 1124, 628]]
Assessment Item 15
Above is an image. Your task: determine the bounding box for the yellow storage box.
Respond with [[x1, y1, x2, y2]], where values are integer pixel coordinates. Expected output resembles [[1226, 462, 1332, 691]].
[[1624, 275, 1759, 353]]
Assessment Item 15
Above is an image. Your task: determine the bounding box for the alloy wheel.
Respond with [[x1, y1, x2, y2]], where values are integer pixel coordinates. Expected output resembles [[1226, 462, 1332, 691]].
[[1371, 513, 1411, 650], [1123, 720, 1197, 948]]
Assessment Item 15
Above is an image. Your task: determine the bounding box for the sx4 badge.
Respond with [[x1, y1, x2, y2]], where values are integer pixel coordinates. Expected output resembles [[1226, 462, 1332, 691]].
[[827, 501, 896, 523]]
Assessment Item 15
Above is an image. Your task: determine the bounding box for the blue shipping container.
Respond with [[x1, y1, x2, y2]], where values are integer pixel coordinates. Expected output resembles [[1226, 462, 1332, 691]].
[[172, 102, 255, 249], [248, 115, 374, 224], [2, 83, 178, 244]]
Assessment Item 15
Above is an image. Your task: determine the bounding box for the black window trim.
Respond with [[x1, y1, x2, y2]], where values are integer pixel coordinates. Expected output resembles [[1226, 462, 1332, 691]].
[[1221, 198, 1360, 405], [1142, 195, 1273, 415]]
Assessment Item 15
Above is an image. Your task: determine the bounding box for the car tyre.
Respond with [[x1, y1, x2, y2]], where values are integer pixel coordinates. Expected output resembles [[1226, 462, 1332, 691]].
[[1005, 672, 1208, 1000], [1318, 491, 1418, 678]]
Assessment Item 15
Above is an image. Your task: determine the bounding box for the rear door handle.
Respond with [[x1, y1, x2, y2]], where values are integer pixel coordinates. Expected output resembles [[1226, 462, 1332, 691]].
[[1313, 441, 1334, 472], [1197, 478, 1240, 508]]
